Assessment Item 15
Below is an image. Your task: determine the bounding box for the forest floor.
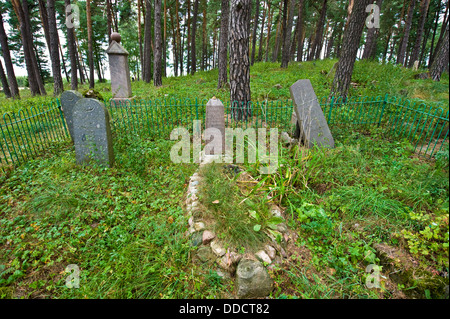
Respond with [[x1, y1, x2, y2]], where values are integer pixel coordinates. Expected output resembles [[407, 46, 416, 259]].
[[0, 60, 448, 299]]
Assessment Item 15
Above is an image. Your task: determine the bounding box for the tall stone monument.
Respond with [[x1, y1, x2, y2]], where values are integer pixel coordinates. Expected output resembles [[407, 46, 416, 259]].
[[289, 79, 334, 149], [72, 98, 115, 167], [106, 32, 133, 101]]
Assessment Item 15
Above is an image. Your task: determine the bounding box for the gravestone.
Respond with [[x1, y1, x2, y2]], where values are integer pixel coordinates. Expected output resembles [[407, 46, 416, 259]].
[[204, 97, 225, 155], [60, 90, 83, 141], [72, 98, 114, 167], [106, 33, 132, 100], [289, 79, 334, 148]]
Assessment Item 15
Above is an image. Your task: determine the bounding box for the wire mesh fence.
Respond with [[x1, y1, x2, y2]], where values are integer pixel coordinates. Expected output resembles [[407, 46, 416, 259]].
[[1, 94, 448, 173]]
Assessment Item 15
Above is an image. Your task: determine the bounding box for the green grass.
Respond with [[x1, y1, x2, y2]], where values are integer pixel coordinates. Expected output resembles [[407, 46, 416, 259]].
[[0, 60, 448, 299]]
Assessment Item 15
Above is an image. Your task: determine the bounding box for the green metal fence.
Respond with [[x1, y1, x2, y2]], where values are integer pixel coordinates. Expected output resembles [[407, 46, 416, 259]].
[[0, 100, 69, 172], [1, 95, 448, 172]]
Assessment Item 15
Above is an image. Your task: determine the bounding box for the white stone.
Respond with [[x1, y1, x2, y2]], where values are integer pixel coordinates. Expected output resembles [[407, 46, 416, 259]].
[[210, 240, 226, 257], [255, 250, 272, 264], [264, 245, 277, 260], [271, 208, 282, 218], [194, 222, 205, 231]]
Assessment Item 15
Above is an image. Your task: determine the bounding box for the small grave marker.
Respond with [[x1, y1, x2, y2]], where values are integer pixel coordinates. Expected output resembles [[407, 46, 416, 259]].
[[72, 98, 114, 167], [60, 90, 83, 141]]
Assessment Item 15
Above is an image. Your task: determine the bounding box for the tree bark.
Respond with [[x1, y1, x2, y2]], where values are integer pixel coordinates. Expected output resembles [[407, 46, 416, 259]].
[[296, 0, 305, 62], [143, 0, 152, 82], [0, 12, 20, 98], [430, 0, 449, 67], [250, 0, 259, 66], [187, 0, 191, 74], [272, 1, 283, 62], [281, 0, 295, 68], [363, 0, 383, 60], [47, 0, 64, 95], [191, 0, 200, 75], [330, 0, 372, 100], [397, 0, 417, 65], [230, 0, 251, 121], [257, 1, 267, 62], [11, 0, 46, 95], [308, 0, 327, 61], [86, 0, 95, 88], [201, 0, 207, 71], [218, 0, 230, 88], [0, 59, 11, 98], [408, 0, 431, 67], [264, 0, 273, 62], [154, 0, 162, 86], [65, 0, 78, 90], [430, 24, 449, 81]]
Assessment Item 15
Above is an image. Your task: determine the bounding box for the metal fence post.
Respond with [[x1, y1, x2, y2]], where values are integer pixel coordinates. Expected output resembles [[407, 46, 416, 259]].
[[56, 98, 70, 138], [378, 93, 389, 127]]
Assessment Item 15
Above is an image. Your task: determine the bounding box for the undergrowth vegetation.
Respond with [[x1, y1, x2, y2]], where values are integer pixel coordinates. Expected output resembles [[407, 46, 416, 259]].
[[0, 60, 448, 299]]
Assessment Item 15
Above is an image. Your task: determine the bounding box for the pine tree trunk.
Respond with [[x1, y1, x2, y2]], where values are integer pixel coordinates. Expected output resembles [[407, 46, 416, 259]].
[[272, 1, 283, 62], [330, 0, 372, 100], [409, 0, 431, 67], [280, 0, 295, 68], [154, 0, 162, 86], [296, 0, 305, 62], [257, 1, 266, 62], [308, 0, 327, 61], [176, 0, 182, 75], [430, 1, 449, 67], [143, 0, 152, 82], [250, 0, 260, 66], [187, 0, 191, 74], [0, 12, 20, 99], [163, 0, 167, 77], [230, 0, 251, 121], [12, 0, 44, 95], [264, 0, 273, 62], [363, 0, 383, 60], [65, 0, 78, 90], [430, 24, 449, 81], [191, 0, 200, 75], [138, 0, 142, 79], [86, 0, 95, 89], [47, 0, 64, 95], [397, 0, 416, 65], [218, 0, 230, 88], [0, 60, 11, 98], [201, 1, 207, 71], [107, 0, 112, 43]]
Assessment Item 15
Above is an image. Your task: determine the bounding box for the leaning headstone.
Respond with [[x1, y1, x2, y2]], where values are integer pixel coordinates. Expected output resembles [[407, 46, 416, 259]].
[[72, 98, 114, 167], [289, 79, 334, 148], [106, 33, 132, 101], [204, 97, 225, 156], [60, 90, 83, 141]]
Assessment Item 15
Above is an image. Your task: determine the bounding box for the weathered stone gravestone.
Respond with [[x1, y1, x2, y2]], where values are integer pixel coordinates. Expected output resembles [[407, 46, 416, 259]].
[[60, 90, 83, 141], [204, 97, 225, 156], [106, 33, 132, 100], [289, 79, 334, 148], [72, 98, 114, 167]]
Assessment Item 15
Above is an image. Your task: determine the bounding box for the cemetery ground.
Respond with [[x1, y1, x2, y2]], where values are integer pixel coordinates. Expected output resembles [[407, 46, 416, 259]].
[[0, 60, 449, 299]]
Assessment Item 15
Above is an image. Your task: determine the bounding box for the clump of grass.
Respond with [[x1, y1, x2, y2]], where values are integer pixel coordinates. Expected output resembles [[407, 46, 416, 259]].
[[198, 163, 269, 250]]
